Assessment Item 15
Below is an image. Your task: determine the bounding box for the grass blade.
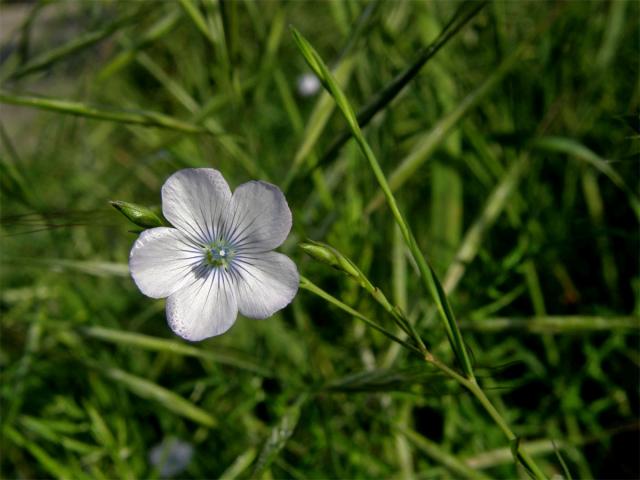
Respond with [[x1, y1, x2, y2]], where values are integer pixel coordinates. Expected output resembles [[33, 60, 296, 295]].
[[6, 11, 141, 81], [323, 366, 443, 394], [99, 365, 217, 428], [0, 90, 208, 134], [283, 57, 356, 191], [459, 315, 640, 333], [219, 448, 257, 480], [3, 425, 83, 479], [2, 258, 129, 277], [83, 326, 273, 377], [532, 136, 640, 220], [301, 239, 427, 353], [97, 7, 182, 80], [252, 394, 308, 478], [179, 0, 216, 45], [397, 426, 492, 480], [443, 154, 530, 294], [366, 40, 528, 213], [304, 1, 488, 178], [292, 28, 474, 378]]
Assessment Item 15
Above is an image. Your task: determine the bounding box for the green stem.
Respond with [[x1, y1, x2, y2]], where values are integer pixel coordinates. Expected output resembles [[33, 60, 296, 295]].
[[425, 353, 548, 480], [300, 276, 423, 356], [291, 28, 474, 379], [302, 272, 548, 478]]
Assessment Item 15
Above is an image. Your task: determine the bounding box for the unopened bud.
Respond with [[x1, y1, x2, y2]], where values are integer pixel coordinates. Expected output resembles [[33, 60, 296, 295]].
[[300, 240, 361, 280], [110, 200, 165, 229]]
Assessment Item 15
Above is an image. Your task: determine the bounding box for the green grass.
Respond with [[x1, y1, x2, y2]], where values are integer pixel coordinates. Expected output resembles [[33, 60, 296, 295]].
[[1, 1, 639, 478]]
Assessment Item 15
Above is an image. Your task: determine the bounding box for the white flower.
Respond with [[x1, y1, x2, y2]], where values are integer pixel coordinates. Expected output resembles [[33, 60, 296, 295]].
[[297, 72, 321, 97], [129, 168, 299, 341]]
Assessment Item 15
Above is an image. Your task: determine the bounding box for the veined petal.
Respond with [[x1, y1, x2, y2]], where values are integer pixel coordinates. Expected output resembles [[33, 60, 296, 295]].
[[166, 270, 238, 341], [162, 168, 231, 244], [233, 251, 299, 319], [226, 181, 292, 252], [129, 227, 204, 299]]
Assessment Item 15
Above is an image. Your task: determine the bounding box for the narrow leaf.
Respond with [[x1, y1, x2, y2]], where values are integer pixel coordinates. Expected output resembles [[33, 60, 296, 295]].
[[292, 28, 474, 377], [83, 326, 273, 377], [0, 90, 208, 134], [398, 426, 492, 480], [308, 1, 488, 176], [99, 366, 217, 428], [532, 136, 640, 220], [252, 394, 308, 478]]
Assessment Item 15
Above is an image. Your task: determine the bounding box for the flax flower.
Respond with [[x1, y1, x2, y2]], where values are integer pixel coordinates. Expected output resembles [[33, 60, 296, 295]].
[[129, 168, 299, 341]]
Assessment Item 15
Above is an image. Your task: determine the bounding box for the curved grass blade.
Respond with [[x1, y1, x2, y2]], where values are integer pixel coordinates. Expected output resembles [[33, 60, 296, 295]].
[[219, 448, 257, 480], [6, 11, 142, 81], [443, 154, 530, 294], [553, 440, 573, 480], [82, 326, 274, 377], [252, 394, 308, 478], [0, 153, 37, 210], [366, 41, 528, 213], [364, 6, 564, 213], [0, 121, 39, 209], [0, 90, 208, 134], [98, 365, 217, 428], [19, 415, 98, 455], [532, 136, 640, 220], [3, 425, 85, 479], [282, 2, 385, 191], [301, 1, 487, 179], [282, 58, 356, 191], [97, 7, 182, 80], [179, 0, 216, 46], [292, 29, 474, 378], [396, 425, 492, 480]]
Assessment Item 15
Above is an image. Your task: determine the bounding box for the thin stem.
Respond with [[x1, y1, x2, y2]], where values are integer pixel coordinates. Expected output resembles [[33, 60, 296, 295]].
[[424, 352, 548, 480], [300, 276, 424, 356], [292, 29, 551, 479], [304, 274, 548, 478], [292, 28, 474, 378]]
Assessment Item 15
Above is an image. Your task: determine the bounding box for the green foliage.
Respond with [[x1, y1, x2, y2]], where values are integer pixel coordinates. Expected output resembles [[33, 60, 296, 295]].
[[1, 1, 638, 479]]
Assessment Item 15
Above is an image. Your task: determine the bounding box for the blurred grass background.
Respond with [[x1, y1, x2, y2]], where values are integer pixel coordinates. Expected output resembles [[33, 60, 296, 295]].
[[1, 0, 639, 478]]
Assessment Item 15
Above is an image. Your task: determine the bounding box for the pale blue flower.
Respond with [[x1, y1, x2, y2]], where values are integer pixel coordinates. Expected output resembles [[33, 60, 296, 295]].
[[149, 437, 193, 477], [129, 168, 299, 341]]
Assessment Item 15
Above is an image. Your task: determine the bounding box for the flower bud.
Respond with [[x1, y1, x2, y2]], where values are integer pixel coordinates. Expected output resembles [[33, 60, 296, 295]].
[[300, 240, 361, 280], [110, 200, 165, 229]]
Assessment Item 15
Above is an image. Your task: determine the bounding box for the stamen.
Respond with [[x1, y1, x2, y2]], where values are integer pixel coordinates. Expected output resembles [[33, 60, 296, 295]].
[[204, 241, 234, 268]]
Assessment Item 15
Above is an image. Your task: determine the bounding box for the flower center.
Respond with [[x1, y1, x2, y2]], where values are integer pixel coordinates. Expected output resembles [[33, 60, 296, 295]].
[[205, 241, 234, 268]]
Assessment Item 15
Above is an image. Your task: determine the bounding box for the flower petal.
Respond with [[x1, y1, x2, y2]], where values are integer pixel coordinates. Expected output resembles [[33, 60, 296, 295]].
[[129, 227, 204, 299], [166, 270, 238, 341], [162, 168, 232, 244], [227, 181, 292, 252], [233, 252, 299, 319]]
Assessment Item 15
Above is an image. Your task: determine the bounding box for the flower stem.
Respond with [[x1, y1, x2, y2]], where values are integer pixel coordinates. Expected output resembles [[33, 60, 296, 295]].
[[300, 276, 424, 356], [302, 274, 548, 478], [424, 352, 548, 480], [292, 28, 474, 379]]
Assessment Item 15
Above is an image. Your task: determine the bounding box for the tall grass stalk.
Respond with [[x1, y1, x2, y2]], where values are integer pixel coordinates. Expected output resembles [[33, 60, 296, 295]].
[[293, 29, 550, 478]]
